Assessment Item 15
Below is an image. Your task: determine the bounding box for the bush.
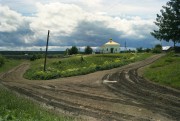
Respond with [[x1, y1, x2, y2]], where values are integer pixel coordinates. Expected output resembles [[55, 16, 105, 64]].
[[152, 44, 162, 53], [174, 46, 180, 53], [145, 48, 151, 53], [30, 54, 42, 61], [0, 55, 5, 67], [136, 47, 143, 53], [152, 48, 162, 53]]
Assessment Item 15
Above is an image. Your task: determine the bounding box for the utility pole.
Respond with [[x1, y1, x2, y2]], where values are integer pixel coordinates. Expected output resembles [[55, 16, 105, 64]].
[[125, 40, 127, 51], [44, 30, 50, 71]]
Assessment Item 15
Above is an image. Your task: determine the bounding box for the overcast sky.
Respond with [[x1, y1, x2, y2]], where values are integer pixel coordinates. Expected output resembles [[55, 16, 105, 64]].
[[0, 0, 173, 51]]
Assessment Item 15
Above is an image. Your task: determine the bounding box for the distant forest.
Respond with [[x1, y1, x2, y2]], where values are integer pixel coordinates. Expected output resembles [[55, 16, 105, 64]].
[[0, 51, 64, 55], [0, 51, 65, 59]]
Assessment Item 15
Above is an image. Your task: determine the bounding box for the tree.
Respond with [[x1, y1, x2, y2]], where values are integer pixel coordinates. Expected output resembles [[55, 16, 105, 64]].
[[84, 46, 93, 54], [64, 48, 69, 55], [155, 44, 162, 49], [70, 46, 78, 55], [151, 0, 180, 47], [136, 47, 143, 53], [152, 44, 162, 53]]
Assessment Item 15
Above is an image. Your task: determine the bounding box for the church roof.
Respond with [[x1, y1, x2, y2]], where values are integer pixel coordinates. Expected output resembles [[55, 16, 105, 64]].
[[104, 39, 120, 45]]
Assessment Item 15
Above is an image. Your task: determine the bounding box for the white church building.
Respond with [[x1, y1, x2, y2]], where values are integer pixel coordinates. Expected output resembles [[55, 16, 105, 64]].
[[100, 39, 120, 53]]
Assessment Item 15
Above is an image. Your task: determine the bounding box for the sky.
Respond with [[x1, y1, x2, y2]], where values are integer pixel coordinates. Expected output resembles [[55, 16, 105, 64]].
[[0, 0, 173, 51]]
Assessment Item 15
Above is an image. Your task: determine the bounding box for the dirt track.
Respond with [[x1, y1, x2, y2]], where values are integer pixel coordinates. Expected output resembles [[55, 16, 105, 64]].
[[0, 54, 180, 121]]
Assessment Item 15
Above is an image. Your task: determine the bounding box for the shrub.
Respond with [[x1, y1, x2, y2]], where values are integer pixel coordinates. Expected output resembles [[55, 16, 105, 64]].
[[30, 54, 42, 61], [152, 48, 162, 53], [136, 47, 143, 53], [152, 44, 162, 53], [174, 46, 180, 53], [145, 48, 151, 53], [30, 54, 38, 61]]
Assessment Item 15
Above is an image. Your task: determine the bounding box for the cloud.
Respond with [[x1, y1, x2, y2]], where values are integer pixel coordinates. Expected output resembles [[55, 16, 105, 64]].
[[0, 5, 24, 32], [27, 2, 88, 46], [0, 1, 175, 51], [0, 5, 34, 47], [30, 2, 85, 36]]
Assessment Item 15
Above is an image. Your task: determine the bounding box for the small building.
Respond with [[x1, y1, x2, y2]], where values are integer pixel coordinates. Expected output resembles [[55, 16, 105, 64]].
[[100, 39, 120, 53], [162, 46, 171, 51]]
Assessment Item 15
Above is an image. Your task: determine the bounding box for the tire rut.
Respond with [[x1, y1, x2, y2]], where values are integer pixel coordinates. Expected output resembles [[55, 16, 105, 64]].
[[1, 54, 180, 121], [103, 55, 180, 121], [5, 84, 149, 121]]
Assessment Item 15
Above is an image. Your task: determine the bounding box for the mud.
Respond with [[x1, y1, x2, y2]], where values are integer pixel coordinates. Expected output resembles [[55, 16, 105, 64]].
[[0, 54, 180, 121]]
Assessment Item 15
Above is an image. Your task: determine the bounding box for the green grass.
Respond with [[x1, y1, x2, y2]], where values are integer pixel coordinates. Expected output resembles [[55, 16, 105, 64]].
[[0, 59, 74, 121], [24, 53, 152, 80], [0, 85, 74, 121], [144, 53, 180, 89], [0, 59, 23, 73]]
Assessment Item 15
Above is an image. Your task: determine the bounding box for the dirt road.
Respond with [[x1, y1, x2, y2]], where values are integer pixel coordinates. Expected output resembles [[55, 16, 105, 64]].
[[0, 54, 180, 121]]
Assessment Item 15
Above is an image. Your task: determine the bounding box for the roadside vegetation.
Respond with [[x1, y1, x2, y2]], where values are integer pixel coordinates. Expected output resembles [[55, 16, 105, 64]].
[[0, 85, 74, 121], [144, 52, 180, 89], [0, 58, 74, 121], [0, 55, 23, 73], [24, 53, 152, 80]]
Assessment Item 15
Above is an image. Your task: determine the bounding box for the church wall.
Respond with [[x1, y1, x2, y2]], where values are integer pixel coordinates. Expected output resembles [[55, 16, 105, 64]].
[[101, 45, 120, 53]]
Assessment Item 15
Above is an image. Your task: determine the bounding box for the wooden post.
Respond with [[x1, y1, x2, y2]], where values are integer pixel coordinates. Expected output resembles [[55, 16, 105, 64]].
[[44, 30, 50, 71], [125, 40, 127, 51]]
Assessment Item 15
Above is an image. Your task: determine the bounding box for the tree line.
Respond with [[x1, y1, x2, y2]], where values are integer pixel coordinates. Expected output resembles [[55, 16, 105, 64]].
[[65, 46, 93, 55]]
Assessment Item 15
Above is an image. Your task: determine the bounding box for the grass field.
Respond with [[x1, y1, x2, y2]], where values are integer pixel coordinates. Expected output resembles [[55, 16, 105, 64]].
[[0, 59, 23, 73], [144, 53, 180, 89], [0, 59, 74, 121], [24, 53, 152, 80]]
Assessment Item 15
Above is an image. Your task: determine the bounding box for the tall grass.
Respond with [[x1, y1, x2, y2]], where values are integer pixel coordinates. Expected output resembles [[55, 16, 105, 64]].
[[24, 53, 152, 80], [144, 53, 180, 89], [0, 59, 23, 73], [0, 86, 74, 121]]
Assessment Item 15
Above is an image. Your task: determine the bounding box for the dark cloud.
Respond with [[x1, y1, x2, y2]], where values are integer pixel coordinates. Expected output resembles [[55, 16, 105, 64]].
[[0, 23, 35, 47], [46, 20, 161, 48], [0, 18, 176, 50], [49, 20, 124, 47]]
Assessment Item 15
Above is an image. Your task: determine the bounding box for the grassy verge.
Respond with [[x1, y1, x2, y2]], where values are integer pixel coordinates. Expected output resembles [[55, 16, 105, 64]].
[[0, 59, 23, 73], [143, 53, 180, 89], [0, 85, 74, 121], [24, 53, 152, 80], [0, 59, 74, 121]]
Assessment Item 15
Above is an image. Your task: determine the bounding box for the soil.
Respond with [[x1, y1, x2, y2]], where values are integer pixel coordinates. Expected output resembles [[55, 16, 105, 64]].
[[0, 54, 180, 121]]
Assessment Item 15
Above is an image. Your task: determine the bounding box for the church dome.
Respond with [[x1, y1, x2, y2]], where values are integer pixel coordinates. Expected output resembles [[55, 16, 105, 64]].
[[104, 39, 120, 45]]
